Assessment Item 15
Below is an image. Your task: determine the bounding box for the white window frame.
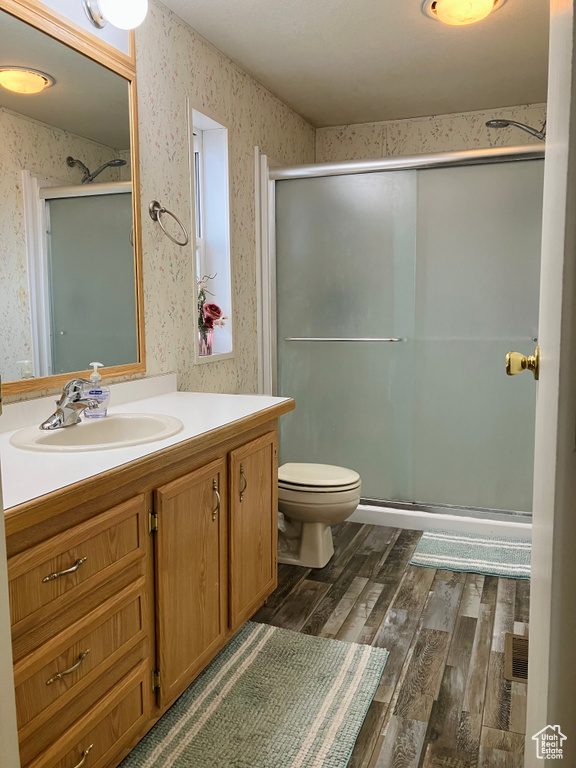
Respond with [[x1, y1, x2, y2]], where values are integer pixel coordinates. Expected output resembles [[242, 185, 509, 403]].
[[193, 130, 207, 282], [189, 101, 234, 364]]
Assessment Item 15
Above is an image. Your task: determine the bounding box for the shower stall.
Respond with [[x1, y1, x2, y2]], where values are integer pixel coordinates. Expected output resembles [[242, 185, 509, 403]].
[[270, 147, 545, 522]]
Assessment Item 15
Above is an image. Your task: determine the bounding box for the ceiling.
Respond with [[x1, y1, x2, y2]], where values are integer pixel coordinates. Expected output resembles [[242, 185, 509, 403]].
[[0, 9, 130, 148], [163, 0, 549, 128]]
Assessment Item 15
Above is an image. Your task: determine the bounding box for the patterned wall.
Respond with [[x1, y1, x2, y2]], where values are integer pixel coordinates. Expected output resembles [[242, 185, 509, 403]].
[[0, 107, 125, 383], [4, 0, 546, 401], [136, 0, 315, 395], [316, 103, 547, 163]]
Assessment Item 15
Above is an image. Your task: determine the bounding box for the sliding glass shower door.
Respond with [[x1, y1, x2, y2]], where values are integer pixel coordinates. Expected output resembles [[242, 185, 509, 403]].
[[276, 172, 417, 503], [46, 191, 137, 374], [275, 159, 543, 515]]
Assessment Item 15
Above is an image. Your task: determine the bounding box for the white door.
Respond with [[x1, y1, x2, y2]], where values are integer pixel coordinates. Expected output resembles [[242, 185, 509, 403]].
[[0, 462, 20, 767], [525, 0, 576, 764]]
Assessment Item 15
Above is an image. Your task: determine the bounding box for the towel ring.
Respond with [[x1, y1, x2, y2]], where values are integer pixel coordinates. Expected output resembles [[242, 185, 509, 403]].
[[149, 200, 189, 246]]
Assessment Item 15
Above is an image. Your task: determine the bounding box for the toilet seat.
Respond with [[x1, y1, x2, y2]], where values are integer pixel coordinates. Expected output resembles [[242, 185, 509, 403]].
[[279, 479, 361, 493], [278, 463, 360, 490]]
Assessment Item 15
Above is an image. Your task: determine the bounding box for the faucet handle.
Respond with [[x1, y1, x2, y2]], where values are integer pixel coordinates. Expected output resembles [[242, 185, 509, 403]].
[[57, 378, 92, 406], [62, 378, 91, 396]]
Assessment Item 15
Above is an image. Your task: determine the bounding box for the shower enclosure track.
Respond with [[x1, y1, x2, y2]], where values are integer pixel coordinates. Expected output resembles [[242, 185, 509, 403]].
[[269, 144, 545, 180], [361, 497, 532, 520]]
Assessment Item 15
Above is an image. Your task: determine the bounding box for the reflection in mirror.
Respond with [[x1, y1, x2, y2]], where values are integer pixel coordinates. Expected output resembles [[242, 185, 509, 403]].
[[0, 9, 137, 384]]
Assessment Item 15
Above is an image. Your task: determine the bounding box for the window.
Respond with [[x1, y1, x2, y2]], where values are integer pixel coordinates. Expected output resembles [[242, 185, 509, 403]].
[[191, 108, 233, 360]]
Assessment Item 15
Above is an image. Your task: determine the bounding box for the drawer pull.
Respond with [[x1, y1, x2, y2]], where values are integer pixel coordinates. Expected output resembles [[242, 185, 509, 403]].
[[239, 464, 247, 502], [42, 557, 87, 583], [46, 649, 90, 685], [212, 480, 221, 521], [72, 744, 93, 768]]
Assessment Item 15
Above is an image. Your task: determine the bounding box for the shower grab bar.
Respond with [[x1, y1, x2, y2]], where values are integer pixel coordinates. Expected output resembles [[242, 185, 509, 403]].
[[283, 337, 405, 343]]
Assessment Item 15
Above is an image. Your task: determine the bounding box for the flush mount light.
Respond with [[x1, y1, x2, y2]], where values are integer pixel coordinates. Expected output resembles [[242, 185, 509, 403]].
[[422, 0, 508, 25], [0, 67, 55, 94], [83, 0, 148, 30]]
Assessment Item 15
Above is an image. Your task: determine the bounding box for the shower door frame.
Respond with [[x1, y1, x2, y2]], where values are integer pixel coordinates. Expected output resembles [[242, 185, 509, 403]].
[[258, 144, 545, 523], [23, 178, 133, 378]]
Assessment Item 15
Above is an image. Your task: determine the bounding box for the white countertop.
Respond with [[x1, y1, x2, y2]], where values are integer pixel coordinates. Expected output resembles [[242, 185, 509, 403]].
[[0, 391, 290, 511]]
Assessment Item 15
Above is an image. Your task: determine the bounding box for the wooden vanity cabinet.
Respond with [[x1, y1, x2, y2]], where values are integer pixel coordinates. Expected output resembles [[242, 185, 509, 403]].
[[4, 407, 292, 768], [7, 496, 153, 768], [154, 458, 228, 707], [229, 432, 278, 629]]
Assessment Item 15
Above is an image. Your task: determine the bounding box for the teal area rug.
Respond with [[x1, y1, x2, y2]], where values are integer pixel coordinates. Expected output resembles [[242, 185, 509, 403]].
[[410, 530, 531, 579], [121, 621, 389, 768]]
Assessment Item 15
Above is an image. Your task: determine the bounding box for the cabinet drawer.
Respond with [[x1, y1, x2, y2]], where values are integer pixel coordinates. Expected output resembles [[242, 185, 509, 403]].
[[25, 662, 151, 768], [15, 578, 148, 736], [19, 640, 148, 766], [9, 496, 147, 632]]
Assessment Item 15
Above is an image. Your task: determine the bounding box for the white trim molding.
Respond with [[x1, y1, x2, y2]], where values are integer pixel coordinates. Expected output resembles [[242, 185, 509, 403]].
[[352, 504, 532, 540], [255, 147, 276, 394]]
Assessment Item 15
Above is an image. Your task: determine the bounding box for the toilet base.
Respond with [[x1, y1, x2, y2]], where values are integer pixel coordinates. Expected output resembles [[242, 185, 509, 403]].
[[278, 521, 335, 569]]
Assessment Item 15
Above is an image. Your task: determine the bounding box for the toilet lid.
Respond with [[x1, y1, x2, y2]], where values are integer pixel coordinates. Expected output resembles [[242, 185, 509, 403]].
[[278, 463, 361, 488]]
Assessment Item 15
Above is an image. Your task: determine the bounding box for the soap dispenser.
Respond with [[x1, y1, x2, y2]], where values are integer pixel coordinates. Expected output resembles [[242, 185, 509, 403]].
[[83, 362, 111, 419], [17, 360, 34, 379]]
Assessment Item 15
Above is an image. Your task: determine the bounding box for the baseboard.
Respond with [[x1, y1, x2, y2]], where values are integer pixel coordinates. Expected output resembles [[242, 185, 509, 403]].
[[350, 504, 532, 540]]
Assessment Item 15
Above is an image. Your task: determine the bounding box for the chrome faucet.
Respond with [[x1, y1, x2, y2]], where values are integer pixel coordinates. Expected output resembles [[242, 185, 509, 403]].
[[40, 379, 99, 430]]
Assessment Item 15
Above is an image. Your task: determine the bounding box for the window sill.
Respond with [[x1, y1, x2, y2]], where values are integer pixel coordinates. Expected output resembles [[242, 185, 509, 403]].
[[195, 351, 235, 365]]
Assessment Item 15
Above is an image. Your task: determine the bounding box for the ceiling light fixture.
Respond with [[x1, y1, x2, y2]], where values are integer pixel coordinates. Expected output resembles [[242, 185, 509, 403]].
[[422, 0, 508, 26], [0, 67, 55, 94], [83, 0, 148, 31]]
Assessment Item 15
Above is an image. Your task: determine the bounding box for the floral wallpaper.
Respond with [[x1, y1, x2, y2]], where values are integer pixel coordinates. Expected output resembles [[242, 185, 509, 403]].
[[4, 0, 546, 402], [0, 107, 128, 383], [316, 103, 547, 163], [134, 0, 315, 395], [3, 0, 314, 402]]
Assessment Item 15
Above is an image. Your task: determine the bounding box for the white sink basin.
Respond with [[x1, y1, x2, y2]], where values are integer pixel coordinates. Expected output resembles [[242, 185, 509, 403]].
[[10, 413, 184, 453]]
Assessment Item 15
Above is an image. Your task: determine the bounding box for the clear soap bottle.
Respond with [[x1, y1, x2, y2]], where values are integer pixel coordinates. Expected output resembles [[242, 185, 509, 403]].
[[83, 362, 111, 419]]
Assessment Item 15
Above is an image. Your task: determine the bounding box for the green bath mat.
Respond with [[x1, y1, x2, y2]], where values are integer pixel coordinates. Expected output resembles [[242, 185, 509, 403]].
[[410, 530, 531, 579], [120, 621, 388, 768]]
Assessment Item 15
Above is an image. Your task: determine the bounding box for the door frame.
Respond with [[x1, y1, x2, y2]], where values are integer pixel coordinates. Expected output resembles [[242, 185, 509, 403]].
[[525, 0, 576, 762]]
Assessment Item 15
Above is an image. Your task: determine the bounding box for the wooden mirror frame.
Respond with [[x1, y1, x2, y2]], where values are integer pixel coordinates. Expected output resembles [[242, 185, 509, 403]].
[[0, 0, 145, 397]]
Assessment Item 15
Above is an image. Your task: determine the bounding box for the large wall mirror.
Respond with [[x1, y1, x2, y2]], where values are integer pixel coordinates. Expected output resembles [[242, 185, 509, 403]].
[[0, 2, 144, 396]]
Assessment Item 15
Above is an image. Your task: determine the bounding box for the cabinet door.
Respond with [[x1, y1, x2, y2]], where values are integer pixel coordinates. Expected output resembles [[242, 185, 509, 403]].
[[229, 431, 278, 629], [155, 459, 227, 707]]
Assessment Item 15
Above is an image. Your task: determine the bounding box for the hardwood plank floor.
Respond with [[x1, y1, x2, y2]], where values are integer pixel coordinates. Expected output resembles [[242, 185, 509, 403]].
[[253, 522, 529, 767]]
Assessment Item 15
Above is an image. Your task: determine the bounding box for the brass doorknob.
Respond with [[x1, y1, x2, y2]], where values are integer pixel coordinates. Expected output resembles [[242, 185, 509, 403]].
[[506, 346, 540, 380]]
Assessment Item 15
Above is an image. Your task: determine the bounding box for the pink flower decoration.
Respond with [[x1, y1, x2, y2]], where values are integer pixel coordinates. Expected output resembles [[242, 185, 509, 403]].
[[203, 302, 223, 320]]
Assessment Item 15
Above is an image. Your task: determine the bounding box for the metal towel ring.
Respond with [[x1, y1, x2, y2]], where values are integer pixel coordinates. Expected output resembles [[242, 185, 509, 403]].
[[149, 200, 189, 246]]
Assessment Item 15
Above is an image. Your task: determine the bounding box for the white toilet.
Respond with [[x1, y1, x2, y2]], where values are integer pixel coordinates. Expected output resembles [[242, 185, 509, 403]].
[[277, 463, 362, 569]]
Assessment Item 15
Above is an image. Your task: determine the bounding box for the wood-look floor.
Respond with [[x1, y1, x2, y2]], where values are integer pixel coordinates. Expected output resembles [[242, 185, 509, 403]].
[[254, 523, 530, 768]]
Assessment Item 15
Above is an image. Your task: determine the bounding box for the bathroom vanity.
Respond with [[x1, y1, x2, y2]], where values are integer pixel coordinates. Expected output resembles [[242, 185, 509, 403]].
[[2, 389, 294, 768]]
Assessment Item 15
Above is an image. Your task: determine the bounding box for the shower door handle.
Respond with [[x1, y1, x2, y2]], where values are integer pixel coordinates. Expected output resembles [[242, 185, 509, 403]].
[[283, 337, 404, 343], [506, 346, 540, 380]]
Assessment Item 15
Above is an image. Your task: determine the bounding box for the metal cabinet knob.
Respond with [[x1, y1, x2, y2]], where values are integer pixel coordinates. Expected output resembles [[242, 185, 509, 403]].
[[212, 480, 221, 521], [72, 745, 93, 768], [42, 557, 87, 583], [239, 464, 248, 502], [46, 649, 90, 685]]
